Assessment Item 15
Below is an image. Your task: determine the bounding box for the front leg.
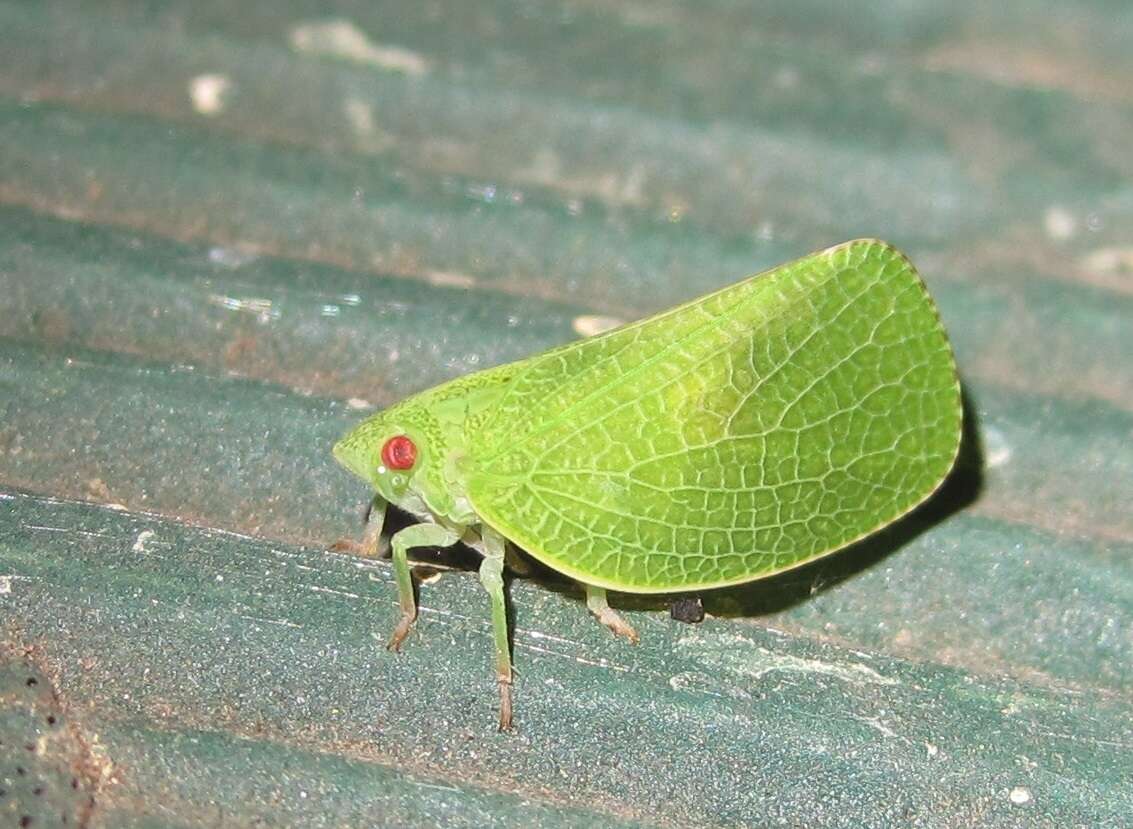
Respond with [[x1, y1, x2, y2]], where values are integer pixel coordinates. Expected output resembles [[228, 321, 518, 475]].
[[387, 523, 462, 651], [330, 497, 386, 557]]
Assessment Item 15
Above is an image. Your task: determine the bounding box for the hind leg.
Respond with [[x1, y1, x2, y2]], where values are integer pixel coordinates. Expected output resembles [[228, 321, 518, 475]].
[[585, 585, 639, 644]]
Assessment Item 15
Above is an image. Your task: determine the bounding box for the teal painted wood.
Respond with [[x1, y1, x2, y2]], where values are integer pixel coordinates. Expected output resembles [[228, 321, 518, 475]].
[[1, 0, 1131, 825], [3, 492, 1132, 827]]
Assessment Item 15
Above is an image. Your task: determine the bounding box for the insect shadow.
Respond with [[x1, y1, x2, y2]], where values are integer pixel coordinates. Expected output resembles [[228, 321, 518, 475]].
[[376, 385, 984, 625]]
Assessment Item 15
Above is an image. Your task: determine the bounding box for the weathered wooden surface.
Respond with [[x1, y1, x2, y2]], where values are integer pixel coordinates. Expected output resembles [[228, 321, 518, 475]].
[[1, 1, 1131, 827]]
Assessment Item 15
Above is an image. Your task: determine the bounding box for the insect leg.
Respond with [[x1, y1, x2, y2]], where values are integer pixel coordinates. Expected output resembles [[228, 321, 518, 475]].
[[477, 526, 513, 730], [585, 585, 639, 644], [357, 497, 387, 557], [387, 523, 462, 651], [329, 497, 387, 557]]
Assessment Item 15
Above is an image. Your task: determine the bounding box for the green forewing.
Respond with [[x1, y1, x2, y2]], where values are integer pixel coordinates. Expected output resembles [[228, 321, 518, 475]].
[[466, 240, 961, 592]]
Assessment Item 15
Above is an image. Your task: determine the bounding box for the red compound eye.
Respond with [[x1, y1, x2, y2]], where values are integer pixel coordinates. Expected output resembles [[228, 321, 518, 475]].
[[381, 435, 417, 470]]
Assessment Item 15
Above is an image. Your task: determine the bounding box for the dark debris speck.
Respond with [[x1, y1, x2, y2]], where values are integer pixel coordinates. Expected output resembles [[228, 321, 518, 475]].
[[670, 597, 705, 624]]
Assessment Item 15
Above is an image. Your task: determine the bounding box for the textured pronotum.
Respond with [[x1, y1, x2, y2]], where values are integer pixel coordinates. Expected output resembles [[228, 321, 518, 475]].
[[334, 239, 962, 728]]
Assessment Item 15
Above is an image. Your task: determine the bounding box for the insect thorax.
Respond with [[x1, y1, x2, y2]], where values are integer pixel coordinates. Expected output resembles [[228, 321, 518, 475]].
[[387, 361, 526, 523]]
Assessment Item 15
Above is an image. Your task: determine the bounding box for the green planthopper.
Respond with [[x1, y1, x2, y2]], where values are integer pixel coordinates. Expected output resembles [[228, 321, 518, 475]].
[[333, 239, 962, 728]]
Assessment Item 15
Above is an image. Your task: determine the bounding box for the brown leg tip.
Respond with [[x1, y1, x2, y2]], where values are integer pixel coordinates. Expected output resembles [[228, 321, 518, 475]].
[[386, 612, 416, 651], [497, 679, 513, 731], [330, 531, 381, 558], [597, 608, 639, 644]]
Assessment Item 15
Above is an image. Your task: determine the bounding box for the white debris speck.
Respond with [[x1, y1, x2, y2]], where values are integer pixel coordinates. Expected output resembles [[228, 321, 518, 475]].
[[678, 632, 898, 686], [772, 65, 800, 90], [425, 270, 477, 289], [1082, 247, 1133, 274], [0, 575, 11, 595], [572, 315, 625, 337], [669, 671, 733, 698], [858, 715, 898, 738], [132, 530, 156, 553], [344, 97, 375, 134], [856, 53, 886, 75], [983, 425, 1012, 469], [466, 183, 497, 203], [290, 19, 429, 76], [523, 147, 562, 183], [208, 247, 258, 268], [189, 73, 232, 116], [346, 398, 373, 410], [1009, 786, 1032, 805], [925, 741, 939, 758], [207, 294, 279, 323], [1043, 206, 1077, 241]]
